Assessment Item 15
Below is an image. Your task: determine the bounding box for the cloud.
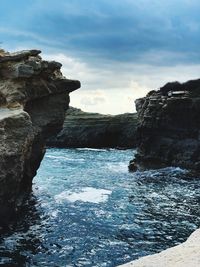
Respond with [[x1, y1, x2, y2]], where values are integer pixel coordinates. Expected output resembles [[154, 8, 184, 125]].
[[1, 1, 200, 114], [80, 92, 107, 108], [1, 0, 200, 65], [67, 54, 200, 114], [41, 52, 200, 114]]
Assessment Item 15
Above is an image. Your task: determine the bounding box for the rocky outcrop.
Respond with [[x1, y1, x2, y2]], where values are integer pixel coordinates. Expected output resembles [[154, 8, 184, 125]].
[[0, 49, 80, 226], [118, 228, 200, 267], [47, 107, 138, 148], [129, 79, 200, 172]]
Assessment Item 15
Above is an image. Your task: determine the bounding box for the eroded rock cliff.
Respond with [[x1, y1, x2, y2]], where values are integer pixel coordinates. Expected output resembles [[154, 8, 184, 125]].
[[129, 79, 200, 172], [47, 107, 138, 148], [0, 49, 80, 226]]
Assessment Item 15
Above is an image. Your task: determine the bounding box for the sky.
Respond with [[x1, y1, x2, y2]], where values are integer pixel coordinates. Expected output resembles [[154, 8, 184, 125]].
[[1, 0, 200, 114]]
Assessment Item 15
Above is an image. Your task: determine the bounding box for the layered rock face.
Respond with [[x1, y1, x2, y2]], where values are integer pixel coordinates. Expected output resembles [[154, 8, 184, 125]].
[[0, 49, 80, 225], [47, 107, 138, 148], [129, 79, 200, 171]]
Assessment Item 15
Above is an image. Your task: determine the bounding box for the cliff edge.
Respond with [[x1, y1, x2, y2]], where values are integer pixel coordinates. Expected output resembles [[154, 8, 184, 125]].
[[47, 107, 138, 148], [0, 49, 80, 226], [129, 79, 200, 172]]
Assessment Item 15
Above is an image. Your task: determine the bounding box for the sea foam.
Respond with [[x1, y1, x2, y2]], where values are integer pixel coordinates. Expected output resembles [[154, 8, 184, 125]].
[[54, 187, 112, 204]]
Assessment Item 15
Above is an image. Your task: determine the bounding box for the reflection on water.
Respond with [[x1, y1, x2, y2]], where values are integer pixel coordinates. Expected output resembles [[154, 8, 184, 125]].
[[0, 148, 200, 267]]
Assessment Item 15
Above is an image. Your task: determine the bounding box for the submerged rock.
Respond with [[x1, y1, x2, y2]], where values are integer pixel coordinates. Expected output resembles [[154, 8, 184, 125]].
[[47, 107, 138, 148], [130, 78, 200, 172], [0, 49, 80, 225]]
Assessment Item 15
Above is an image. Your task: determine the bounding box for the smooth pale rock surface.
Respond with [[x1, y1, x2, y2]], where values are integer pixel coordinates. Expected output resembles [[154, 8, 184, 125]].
[[118, 228, 200, 267], [47, 107, 138, 148], [0, 49, 80, 225]]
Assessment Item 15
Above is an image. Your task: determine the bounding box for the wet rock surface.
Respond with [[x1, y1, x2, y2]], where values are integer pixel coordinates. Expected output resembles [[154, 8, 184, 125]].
[[130, 79, 200, 172], [47, 107, 138, 148], [0, 49, 80, 225]]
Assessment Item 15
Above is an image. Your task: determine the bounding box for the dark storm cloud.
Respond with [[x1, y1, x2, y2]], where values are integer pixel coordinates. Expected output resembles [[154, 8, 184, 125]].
[[1, 0, 200, 65]]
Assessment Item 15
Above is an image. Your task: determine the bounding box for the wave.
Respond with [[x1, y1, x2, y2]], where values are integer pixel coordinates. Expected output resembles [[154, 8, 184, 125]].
[[106, 162, 128, 173], [76, 148, 109, 152], [46, 155, 85, 162]]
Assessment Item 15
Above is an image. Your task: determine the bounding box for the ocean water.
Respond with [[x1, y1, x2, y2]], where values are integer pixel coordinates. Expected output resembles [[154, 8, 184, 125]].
[[1, 148, 200, 267]]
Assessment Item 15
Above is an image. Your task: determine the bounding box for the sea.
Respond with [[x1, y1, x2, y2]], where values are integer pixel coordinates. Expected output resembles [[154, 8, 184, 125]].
[[1, 148, 200, 267]]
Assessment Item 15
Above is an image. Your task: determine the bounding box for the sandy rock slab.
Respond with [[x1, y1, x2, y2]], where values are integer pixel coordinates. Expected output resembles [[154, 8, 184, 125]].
[[118, 229, 200, 267]]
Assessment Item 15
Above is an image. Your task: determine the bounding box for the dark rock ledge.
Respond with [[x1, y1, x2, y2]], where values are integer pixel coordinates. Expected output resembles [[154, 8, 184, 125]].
[[47, 107, 138, 148], [129, 79, 200, 172], [0, 49, 80, 226]]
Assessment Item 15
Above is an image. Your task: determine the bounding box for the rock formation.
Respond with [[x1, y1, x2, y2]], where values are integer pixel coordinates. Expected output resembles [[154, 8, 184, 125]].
[[0, 49, 80, 226], [47, 107, 138, 148], [129, 79, 200, 172], [118, 228, 200, 267]]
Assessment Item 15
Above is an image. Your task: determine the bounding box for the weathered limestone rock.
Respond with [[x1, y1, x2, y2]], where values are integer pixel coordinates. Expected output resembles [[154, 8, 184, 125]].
[[47, 107, 138, 148], [129, 79, 200, 172], [0, 49, 80, 226], [118, 228, 200, 267]]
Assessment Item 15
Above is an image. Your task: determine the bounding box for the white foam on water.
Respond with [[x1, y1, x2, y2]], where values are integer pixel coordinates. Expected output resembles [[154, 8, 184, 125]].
[[46, 155, 85, 162], [106, 162, 128, 173], [76, 148, 108, 152], [54, 187, 112, 204], [51, 210, 59, 218]]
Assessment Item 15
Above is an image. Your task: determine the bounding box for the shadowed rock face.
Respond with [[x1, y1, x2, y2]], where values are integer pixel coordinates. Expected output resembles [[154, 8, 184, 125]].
[[0, 49, 80, 225], [47, 107, 138, 148], [129, 79, 200, 172]]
